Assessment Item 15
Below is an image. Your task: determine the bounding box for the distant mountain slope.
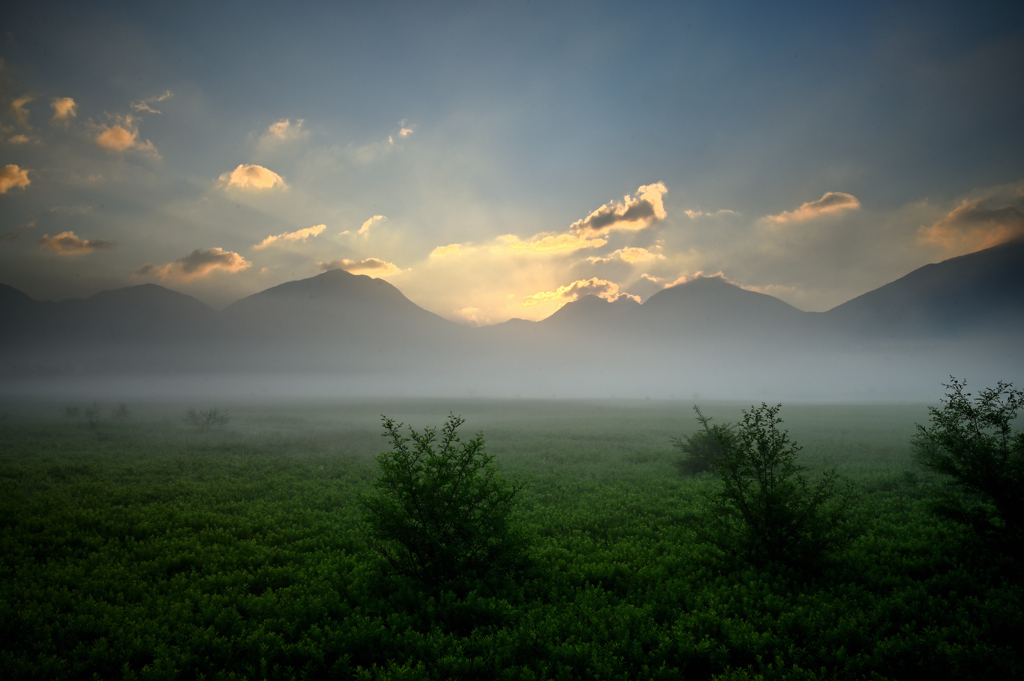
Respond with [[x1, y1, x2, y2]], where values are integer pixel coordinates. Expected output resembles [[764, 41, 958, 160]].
[[823, 238, 1024, 337], [640, 276, 807, 333]]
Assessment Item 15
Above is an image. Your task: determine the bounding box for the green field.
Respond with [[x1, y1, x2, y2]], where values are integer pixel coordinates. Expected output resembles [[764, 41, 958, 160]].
[[1, 398, 1021, 680]]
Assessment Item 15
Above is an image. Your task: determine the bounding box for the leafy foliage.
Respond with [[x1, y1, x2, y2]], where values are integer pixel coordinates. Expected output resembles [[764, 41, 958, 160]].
[[361, 414, 527, 589], [184, 407, 229, 431], [689, 404, 854, 570], [672, 412, 734, 475], [913, 377, 1024, 545]]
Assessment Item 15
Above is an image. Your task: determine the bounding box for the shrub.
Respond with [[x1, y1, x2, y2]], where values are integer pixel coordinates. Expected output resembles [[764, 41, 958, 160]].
[[111, 402, 131, 420], [913, 377, 1023, 546], [184, 407, 229, 431], [688, 403, 854, 571], [672, 407, 735, 475], [360, 413, 527, 590]]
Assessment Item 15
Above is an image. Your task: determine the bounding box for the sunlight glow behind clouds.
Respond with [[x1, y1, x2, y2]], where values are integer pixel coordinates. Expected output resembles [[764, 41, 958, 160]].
[[522, 277, 638, 308], [918, 183, 1024, 253], [570, 183, 667, 238]]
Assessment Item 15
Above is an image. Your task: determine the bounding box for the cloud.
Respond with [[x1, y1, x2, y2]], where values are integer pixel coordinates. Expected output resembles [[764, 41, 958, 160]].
[[684, 208, 737, 219], [135, 248, 251, 281], [131, 91, 173, 114], [95, 115, 160, 157], [260, 118, 308, 143], [430, 243, 463, 259], [50, 97, 77, 124], [358, 214, 387, 236], [217, 164, 287, 191], [522, 277, 637, 307], [587, 247, 665, 264], [570, 182, 668, 238], [5, 133, 32, 144], [253, 223, 326, 249], [319, 257, 402, 277], [452, 307, 490, 326], [398, 120, 415, 137], [38, 231, 113, 255], [10, 94, 35, 128], [764, 192, 860, 224], [494, 232, 607, 254], [0, 164, 31, 193], [917, 190, 1024, 253]]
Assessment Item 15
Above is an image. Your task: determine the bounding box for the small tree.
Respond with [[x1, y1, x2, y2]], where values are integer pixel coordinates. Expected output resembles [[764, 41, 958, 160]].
[[361, 414, 527, 590], [689, 404, 853, 570], [672, 409, 735, 475], [184, 407, 229, 432], [913, 377, 1023, 545]]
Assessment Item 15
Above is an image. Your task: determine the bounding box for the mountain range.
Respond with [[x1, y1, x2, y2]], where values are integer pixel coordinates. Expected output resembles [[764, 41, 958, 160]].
[[2, 238, 1022, 400]]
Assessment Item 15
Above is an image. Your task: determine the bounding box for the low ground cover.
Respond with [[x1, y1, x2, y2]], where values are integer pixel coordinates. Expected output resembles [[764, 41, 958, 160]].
[[0, 399, 1020, 680]]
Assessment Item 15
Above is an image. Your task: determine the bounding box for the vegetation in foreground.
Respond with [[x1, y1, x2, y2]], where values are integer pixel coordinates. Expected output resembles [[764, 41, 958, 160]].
[[0, 391, 1021, 680]]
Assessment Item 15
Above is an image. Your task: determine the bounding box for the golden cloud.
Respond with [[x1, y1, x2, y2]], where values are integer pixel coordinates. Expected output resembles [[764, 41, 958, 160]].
[[0, 164, 31, 193], [429, 243, 463, 259], [253, 224, 326, 249], [494, 232, 607, 254], [135, 248, 251, 281], [319, 257, 402, 277], [358, 214, 387, 236], [95, 115, 160, 157], [10, 94, 35, 128], [39, 231, 113, 255], [683, 208, 737, 219], [217, 164, 287, 191], [522, 277, 636, 307], [50, 97, 77, 123], [764, 192, 860, 224], [917, 193, 1024, 253], [570, 182, 668, 238], [587, 247, 665, 264]]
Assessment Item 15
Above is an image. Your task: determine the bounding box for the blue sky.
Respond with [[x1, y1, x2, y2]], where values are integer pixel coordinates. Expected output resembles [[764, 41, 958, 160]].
[[2, 1, 1022, 323]]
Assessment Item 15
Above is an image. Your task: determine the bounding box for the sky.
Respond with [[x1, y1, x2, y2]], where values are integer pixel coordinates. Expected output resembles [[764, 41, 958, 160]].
[[1, 0, 1022, 324]]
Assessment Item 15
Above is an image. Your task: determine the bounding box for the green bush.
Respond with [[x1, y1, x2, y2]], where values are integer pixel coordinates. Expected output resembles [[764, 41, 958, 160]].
[[913, 377, 1024, 546], [184, 407, 229, 431], [672, 407, 735, 475], [360, 413, 527, 590], [688, 403, 854, 570]]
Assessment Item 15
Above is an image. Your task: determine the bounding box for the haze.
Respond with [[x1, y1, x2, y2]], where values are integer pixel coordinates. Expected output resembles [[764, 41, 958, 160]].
[[1, 2, 1022, 402]]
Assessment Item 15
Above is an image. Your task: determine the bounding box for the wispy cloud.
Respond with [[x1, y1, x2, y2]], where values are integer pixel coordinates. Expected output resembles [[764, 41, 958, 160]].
[[764, 192, 860, 224], [217, 164, 287, 191], [570, 182, 668, 238], [918, 184, 1024, 253], [451, 306, 490, 326], [39, 231, 113, 255], [50, 97, 77, 124], [684, 208, 737, 219], [522, 277, 637, 308], [95, 115, 160, 157], [358, 214, 387, 236], [494, 232, 607, 254], [0, 164, 31, 193], [131, 91, 173, 114], [260, 118, 308, 144], [10, 94, 36, 128], [586, 247, 665, 264], [319, 257, 402, 277], [135, 248, 251, 281], [253, 224, 325, 249]]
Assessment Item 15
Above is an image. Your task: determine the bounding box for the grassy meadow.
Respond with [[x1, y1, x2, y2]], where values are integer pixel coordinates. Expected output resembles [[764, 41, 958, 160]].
[[1, 398, 1021, 680]]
